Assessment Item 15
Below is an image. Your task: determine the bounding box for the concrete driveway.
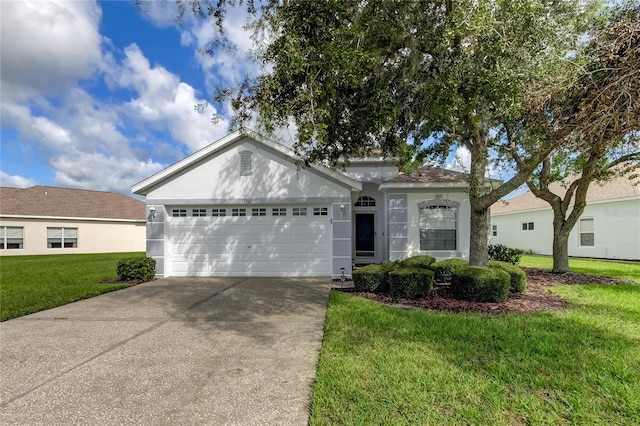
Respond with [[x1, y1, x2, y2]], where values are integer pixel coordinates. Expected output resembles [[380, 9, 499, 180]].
[[0, 277, 331, 425]]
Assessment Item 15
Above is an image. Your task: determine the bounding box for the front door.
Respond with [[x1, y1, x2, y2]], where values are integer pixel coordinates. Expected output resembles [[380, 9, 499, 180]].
[[355, 213, 375, 258]]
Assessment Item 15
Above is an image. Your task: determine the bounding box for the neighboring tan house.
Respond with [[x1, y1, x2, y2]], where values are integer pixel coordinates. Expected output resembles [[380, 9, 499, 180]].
[[132, 129, 472, 278], [0, 186, 146, 256], [490, 174, 640, 261]]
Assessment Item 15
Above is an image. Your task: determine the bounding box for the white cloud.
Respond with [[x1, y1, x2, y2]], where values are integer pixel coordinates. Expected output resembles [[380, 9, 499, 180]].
[[0, 171, 37, 188], [0, 0, 103, 102], [446, 146, 472, 173], [0, 0, 234, 194], [115, 44, 229, 152]]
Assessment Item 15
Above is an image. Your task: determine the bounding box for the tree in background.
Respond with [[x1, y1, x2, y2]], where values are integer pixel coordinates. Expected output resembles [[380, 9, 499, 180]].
[[139, 0, 596, 266], [510, 1, 640, 273]]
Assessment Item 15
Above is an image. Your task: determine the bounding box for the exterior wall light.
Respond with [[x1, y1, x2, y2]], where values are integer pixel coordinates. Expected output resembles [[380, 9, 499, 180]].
[[339, 204, 345, 218], [149, 206, 157, 219]]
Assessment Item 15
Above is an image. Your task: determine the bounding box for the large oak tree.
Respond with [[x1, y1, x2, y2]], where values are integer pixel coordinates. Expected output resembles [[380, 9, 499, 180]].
[[141, 0, 596, 265]]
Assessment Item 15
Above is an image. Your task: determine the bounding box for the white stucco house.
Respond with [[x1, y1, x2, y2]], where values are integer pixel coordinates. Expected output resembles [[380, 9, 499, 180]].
[[132, 129, 472, 278], [0, 186, 146, 256], [490, 173, 640, 261]]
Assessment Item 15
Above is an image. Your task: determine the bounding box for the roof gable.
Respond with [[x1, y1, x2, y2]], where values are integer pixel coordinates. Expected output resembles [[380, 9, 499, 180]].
[[0, 186, 145, 220], [132, 129, 362, 195]]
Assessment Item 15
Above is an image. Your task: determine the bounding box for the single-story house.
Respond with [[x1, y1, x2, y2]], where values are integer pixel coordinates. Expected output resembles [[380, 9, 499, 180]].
[[490, 173, 640, 260], [0, 186, 146, 256], [132, 129, 472, 278]]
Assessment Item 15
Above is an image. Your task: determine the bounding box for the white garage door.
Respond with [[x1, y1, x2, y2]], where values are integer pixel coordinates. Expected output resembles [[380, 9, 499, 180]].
[[168, 206, 332, 276]]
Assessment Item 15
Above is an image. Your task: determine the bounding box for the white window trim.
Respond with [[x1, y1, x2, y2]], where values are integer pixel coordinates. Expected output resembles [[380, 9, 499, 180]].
[[578, 217, 595, 247], [417, 201, 458, 251], [47, 227, 78, 249], [1, 226, 24, 250]]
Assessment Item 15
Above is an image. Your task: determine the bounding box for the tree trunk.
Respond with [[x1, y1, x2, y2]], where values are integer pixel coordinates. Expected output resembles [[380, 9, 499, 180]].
[[468, 202, 490, 266], [551, 226, 571, 273]]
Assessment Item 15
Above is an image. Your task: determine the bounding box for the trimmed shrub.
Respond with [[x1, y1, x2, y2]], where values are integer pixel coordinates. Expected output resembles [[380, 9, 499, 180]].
[[450, 266, 510, 303], [488, 244, 524, 265], [352, 264, 387, 292], [490, 261, 527, 293], [400, 255, 436, 270], [116, 257, 156, 281], [430, 258, 469, 283], [389, 267, 435, 299]]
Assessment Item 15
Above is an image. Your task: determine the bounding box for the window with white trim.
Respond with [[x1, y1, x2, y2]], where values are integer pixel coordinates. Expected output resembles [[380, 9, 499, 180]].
[[0, 226, 24, 249], [232, 208, 246, 217], [313, 207, 328, 216], [192, 209, 207, 217], [579, 218, 595, 247], [272, 207, 287, 216], [47, 227, 77, 248], [239, 150, 253, 176], [211, 208, 226, 217], [252, 208, 266, 216], [492, 224, 498, 237], [355, 196, 376, 207], [521, 222, 534, 231], [293, 207, 307, 216], [419, 205, 457, 250], [172, 209, 187, 217]]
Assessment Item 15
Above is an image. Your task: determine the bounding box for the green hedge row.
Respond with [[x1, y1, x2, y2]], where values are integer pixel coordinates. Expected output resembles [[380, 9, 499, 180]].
[[489, 261, 527, 293], [389, 267, 434, 299]]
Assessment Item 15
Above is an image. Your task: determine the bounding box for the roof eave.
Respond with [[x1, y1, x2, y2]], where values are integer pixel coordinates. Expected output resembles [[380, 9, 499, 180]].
[[380, 182, 470, 190]]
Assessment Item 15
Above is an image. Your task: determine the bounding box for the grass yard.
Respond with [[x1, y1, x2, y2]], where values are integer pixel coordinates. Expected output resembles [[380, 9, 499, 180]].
[[0, 252, 145, 321], [310, 258, 640, 425], [520, 255, 640, 283]]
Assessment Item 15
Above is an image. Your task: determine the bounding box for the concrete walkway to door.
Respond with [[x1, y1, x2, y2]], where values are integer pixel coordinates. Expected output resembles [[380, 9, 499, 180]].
[[0, 277, 331, 425]]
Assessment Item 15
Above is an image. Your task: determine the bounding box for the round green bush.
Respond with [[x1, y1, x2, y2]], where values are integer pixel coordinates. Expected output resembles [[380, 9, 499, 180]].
[[489, 261, 527, 293], [116, 257, 156, 281], [430, 258, 469, 283], [389, 267, 434, 299], [352, 264, 387, 292], [400, 255, 436, 270], [450, 266, 510, 303]]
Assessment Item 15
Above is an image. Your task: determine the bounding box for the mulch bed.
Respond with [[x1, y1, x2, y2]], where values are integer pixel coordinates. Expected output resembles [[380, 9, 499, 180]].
[[348, 268, 634, 314]]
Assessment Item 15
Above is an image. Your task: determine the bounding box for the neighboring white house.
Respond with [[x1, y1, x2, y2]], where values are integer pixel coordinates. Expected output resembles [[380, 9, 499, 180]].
[[490, 174, 640, 261], [132, 129, 472, 278], [0, 186, 146, 256]]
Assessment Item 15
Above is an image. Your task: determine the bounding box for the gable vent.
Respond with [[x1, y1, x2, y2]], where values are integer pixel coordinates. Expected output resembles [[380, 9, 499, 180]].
[[239, 150, 253, 176]]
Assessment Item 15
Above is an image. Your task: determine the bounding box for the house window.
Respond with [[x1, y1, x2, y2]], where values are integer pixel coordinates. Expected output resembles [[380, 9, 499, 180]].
[[211, 208, 226, 217], [172, 209, 187, 217], [272, 208, 287, 216], [0, 226, 24, 249], [492, 224, 498, 237], [239, 150, 253, 176], [355, 196, 376, 207], [232, 208, 246, 217], [522, 222, 534, 231], [47, 227, 77, 248], [192, 209, 207, 217], [313, 207, 328, 216], [252, 208, 266, 216], [579, 218, 595, 247], [419, 205, 457, 250], [293, 207, 307, 216]]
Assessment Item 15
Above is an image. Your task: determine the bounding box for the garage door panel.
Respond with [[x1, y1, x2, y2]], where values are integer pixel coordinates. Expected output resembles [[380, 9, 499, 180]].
[[168, 206, 332, 276]]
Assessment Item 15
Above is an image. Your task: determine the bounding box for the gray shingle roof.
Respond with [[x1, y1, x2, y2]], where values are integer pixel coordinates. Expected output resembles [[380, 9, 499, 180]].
[[386, 166, 470, 183], [0, 186, 146, 220]]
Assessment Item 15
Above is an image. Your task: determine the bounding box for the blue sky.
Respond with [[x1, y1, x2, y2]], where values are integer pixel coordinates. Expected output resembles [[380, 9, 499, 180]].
[[1, 0, 497, 197]]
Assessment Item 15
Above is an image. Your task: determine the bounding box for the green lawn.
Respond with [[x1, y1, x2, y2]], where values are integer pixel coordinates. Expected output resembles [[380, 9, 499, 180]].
[[310, 259, 640, 425], [519, 255, 640, 283], [0, 252, 145, 321]]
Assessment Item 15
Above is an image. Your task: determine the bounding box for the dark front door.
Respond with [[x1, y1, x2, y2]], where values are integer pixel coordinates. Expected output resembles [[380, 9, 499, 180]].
[[355, 213, 375, 257]]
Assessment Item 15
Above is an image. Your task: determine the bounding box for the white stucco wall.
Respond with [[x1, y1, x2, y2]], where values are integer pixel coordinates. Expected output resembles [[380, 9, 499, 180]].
[[490, 197, 640, 260], [343, 163, 400, 184], [400, 190, 471, 261], [146, 138, 351, 202], [0, 217, 146, 256]]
